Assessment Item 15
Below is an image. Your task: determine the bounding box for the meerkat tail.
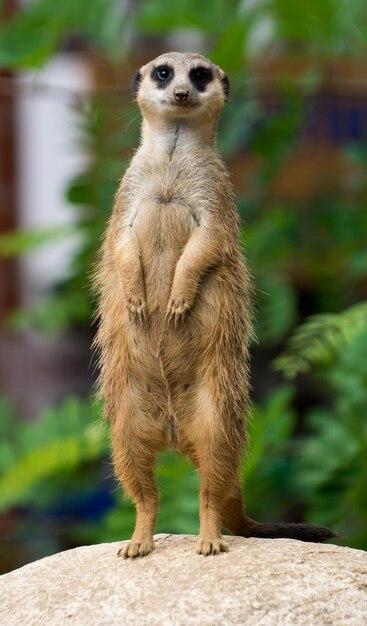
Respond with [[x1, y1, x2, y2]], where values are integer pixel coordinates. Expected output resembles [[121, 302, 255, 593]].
[[239, 518, 335, 542], [222, 495, 335, 543]]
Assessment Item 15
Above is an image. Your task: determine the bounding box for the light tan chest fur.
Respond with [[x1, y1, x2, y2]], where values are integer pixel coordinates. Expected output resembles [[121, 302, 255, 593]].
[[121, 152, 217, 314]]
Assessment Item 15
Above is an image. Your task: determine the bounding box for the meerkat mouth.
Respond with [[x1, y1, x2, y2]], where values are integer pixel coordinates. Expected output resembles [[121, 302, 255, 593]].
[[173, 102, 199, 108], [172, 99, 199, 107], [162, 98, 200, 109]]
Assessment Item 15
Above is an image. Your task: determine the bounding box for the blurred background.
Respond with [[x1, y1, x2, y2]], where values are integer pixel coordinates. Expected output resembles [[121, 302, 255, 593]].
[[1, 0, 367, 574]]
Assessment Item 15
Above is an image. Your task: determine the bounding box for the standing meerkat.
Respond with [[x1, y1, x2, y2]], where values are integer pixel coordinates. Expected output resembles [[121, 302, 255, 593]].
[[95, 51, 333, 558]]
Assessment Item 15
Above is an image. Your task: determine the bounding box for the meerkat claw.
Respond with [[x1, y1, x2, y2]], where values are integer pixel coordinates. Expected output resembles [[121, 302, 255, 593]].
[[197, 537, 229, 556], [127, 297, 148, 324], [118, 539, 155, 559]]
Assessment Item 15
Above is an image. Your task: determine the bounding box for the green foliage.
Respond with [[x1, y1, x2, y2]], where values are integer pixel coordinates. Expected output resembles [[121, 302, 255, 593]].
[[137, 0, 367, 63], [138, 0, 238, 35], [270, 303, 367, 548], [249, 90, 305, 187], [8, 291, 91, 334], [240, 194, 367, 345], [254, 273, 297, 345], [244, 386, 297, 520], [272, 0, 367, 54], [219, 90, 259, 157], [294, 326, 367, 548], [0, 226, 75, 257], [0, 396, 107, 511], [0, 0, 130, 68], [274, 301, 367, 378]]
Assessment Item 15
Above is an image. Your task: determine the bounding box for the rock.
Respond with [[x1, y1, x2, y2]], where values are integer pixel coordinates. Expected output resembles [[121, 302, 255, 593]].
[[0, 534, 366, 625]]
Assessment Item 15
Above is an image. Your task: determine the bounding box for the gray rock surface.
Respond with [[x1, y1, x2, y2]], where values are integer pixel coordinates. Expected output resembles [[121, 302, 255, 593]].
[[1, 534, 366, 625]]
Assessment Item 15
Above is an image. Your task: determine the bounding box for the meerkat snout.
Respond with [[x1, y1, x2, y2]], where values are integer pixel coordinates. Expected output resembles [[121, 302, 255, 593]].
[[174, 88, 189, 103]]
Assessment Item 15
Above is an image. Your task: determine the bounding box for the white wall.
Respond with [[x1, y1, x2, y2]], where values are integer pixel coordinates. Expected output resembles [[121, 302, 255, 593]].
[[17, 53, 92, 304]]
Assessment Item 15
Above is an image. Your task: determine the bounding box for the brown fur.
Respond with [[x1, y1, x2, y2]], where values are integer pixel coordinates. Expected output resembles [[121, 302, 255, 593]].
[[94, 52, 333, 558]]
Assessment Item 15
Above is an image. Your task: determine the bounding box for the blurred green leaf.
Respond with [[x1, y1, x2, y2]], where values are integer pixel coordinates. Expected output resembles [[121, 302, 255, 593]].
[[0, 396, 107, 511], [244, 386, 296, 519], [137, 0, 238, 36], [274, 301, 367, 379], [8, 291, 91, 334], [0, 226, 75, 257], [255, 274, 297, 345], [294, 327, 367, 548], [211, 18, 249, 70], [0, 0, 130, 68]]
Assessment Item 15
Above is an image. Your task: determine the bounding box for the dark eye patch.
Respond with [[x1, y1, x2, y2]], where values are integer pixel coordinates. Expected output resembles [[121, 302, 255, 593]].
[[151, 64, 174, 89], [189, 66, 213, 92]]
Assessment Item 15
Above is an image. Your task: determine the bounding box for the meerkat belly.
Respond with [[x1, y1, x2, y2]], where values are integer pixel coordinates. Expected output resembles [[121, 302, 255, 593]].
[[131, 192, 197, 312], [124, 188, 200, 424]]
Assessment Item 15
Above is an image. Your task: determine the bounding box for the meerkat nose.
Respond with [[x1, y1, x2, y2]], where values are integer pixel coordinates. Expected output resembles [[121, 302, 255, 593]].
[[174, 89, 189, 102]]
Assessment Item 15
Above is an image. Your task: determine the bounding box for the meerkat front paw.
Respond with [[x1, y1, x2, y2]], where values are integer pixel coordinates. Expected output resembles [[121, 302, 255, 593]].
[[196, 536, 228, 556], [127, 297, 148, 324], [166, 296, 192, 325], [118, 538, 155, 559]]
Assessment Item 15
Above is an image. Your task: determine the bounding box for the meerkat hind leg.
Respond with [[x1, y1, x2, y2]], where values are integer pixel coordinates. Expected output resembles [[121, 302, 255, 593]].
[[112, 422, 159, 559], [197, 471, 230, 556], [190, 392, 240, 555]]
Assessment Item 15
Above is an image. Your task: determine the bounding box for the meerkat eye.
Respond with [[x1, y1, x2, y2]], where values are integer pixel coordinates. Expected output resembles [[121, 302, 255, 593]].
[[189, 66, 213, 92], [151, 64, 173, 88], [157, 66, 169, 80]]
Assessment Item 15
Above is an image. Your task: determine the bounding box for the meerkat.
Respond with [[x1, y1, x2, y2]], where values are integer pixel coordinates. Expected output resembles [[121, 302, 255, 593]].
[[95, 51, 333, 558]]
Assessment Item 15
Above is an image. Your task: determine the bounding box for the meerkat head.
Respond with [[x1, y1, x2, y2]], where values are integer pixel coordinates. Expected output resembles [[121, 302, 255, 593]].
[[132, 51, 230, 124]]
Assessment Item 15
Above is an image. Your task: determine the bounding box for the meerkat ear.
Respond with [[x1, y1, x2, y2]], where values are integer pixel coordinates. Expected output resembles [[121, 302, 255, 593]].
[[220, 73, 230, 101], [132, 71, 142, 98]]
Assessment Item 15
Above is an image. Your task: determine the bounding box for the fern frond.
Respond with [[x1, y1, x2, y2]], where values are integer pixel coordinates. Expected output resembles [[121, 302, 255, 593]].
[[274, 301, 367, 379], [0, 396, 107, 511], [0, 424, 106, 511]]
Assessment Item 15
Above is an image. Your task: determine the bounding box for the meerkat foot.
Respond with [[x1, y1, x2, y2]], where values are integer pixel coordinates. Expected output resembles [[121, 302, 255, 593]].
[[196, 536, 228, 556], [118, 538, 155, 559]]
